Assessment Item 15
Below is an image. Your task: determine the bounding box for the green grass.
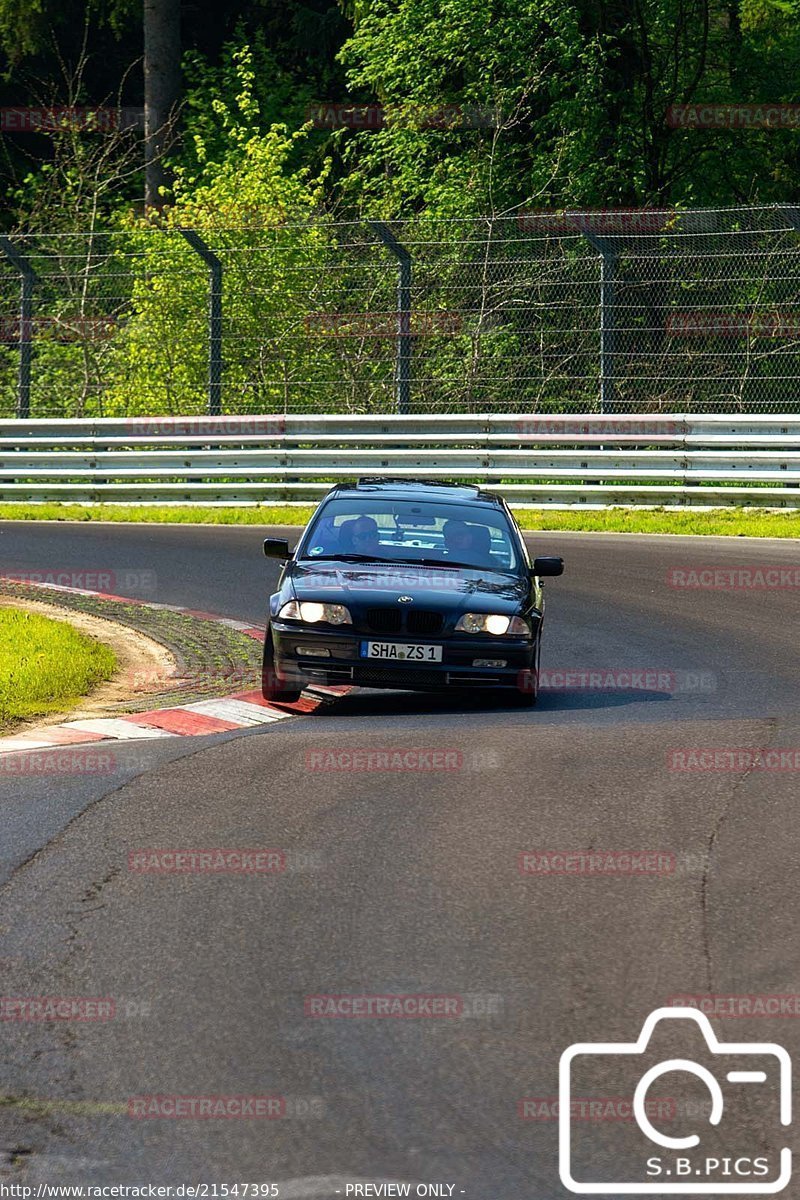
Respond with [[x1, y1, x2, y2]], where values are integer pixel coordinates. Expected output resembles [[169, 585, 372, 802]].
[[0, 502, 797, 537], [511, 508, 800, 537], [0, 502, 316, 526], [0, 607, 117, 727]]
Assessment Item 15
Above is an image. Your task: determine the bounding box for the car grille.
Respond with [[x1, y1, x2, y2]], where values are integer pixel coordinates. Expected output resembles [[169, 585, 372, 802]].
[[407, 610, 444, 636], [355, 666, 447, 688], [364, 608, 443, 636], [366, 608, 403, 634]]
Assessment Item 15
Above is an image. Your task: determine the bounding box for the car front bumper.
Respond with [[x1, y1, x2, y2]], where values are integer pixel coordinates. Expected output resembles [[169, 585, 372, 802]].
[[271, 622, 537, 691]]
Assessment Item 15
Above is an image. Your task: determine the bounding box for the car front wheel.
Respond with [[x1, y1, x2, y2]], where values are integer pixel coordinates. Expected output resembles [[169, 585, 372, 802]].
[[261, 626, 303, 703], [510, 633, 541, 707]]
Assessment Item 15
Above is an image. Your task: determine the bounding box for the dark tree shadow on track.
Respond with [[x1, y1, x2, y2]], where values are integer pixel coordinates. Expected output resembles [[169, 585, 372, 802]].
[[309, 687, 673, 720], [536, 687, 673, 712]]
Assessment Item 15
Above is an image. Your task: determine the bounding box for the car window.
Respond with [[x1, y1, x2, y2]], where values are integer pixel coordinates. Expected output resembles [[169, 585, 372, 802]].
[[299, 498, 520, 571]]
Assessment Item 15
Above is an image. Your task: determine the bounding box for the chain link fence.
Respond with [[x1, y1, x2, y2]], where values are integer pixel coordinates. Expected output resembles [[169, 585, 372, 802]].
[[1, 204, 800, 417]]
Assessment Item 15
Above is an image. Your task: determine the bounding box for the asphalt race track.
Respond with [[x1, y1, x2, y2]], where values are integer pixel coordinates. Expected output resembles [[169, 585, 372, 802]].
[[1, 521, 799, 1197]]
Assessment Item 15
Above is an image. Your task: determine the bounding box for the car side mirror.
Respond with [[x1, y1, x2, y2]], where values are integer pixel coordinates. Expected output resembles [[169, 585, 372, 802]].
[[264, 538, 294, 560], [533, 556, 564, 577]]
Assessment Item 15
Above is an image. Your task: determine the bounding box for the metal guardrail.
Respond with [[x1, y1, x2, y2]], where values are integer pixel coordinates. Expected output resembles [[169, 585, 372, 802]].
[[1, 413, 799, 508]]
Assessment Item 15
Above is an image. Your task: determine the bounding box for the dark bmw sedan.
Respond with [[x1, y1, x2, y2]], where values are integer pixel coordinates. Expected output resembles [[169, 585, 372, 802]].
[[261, 479, 563, 705]]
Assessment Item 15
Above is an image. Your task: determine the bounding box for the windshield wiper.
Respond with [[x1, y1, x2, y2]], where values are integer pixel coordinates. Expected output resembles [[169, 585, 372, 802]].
[[298, 553, 396, 564], [410, 557, 482, 570], [302, 554, 475, 569], [412, 557, 516, 574]]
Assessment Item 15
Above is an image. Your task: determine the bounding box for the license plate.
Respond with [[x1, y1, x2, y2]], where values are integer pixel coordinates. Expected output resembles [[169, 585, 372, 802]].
[[360, 641, 443, 663]]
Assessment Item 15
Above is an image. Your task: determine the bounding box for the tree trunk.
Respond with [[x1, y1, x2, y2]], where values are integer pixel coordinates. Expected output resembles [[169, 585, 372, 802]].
[[144, 0, 181, 210]]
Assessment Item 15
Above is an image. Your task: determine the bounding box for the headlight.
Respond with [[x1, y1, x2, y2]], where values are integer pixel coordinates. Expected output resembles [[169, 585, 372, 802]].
[[278, 600, 352, 625], [455, 612, 529, 636]]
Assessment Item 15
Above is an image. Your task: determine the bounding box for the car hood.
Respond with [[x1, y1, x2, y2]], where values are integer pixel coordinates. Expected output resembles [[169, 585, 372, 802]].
[[287, 559, 529, 611]]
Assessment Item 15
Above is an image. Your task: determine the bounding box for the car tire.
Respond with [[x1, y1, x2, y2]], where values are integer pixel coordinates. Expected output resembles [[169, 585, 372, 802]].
[[262, 626, 303, 703], [511, 669, 538, 706], [511, 634, 541, 706]]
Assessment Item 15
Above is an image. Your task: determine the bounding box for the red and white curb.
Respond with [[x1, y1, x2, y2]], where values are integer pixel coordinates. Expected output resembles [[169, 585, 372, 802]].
[[0, 579, 350, 755]]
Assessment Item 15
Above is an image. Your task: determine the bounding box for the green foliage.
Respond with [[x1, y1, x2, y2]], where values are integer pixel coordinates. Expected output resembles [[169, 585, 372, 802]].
[[740, 0, 800, 32], [0, 0, 137, 60], [5, 0, 800, 222], [180, 33, 318, 179], [101, 46, 336, 415], [336, 0, 800, 212], [3, 0, 800, 419], [337, 0, 592, 216]]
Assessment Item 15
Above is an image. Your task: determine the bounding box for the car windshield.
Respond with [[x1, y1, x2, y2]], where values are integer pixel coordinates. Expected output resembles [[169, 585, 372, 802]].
[[298, 497, 523, 572]]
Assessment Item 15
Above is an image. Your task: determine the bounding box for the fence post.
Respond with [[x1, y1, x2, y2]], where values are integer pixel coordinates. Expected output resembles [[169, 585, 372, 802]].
[[369, 220, 412, 413], [179, 229, 223, 416], [583, 231, 618, 413], [0, 236, 39, 419]]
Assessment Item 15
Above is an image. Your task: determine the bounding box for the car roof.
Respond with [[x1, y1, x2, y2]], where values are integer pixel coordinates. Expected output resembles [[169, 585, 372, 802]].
[[327, 478, 505, 508]]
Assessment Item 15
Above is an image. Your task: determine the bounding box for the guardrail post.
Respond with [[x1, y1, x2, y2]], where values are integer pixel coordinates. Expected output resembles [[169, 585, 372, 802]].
[[179, 229, 223, 415], [369, 220, 412, 414], [583, 232, 618, 413], [0, 236, 39, 419]]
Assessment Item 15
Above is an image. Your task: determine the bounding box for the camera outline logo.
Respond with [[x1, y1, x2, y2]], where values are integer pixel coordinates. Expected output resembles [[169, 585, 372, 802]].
[[559, 1006, 791, 1194]]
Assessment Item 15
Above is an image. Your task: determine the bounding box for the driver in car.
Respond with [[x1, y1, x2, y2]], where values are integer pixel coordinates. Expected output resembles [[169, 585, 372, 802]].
[[349, 516, 382, 556], [443, 519, 492, 566]]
